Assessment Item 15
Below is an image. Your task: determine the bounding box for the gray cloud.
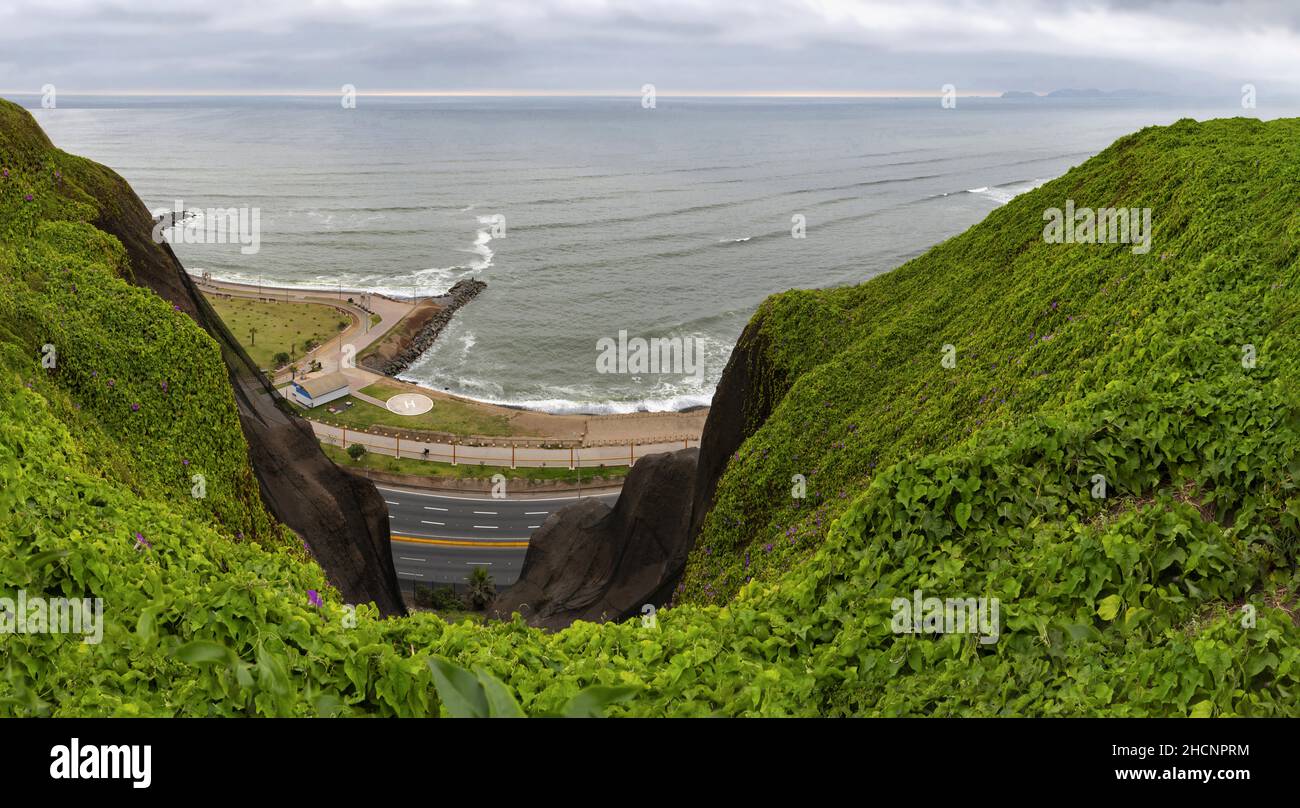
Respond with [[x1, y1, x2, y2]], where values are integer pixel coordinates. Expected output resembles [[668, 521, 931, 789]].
[[2, 0, 1298, 95]]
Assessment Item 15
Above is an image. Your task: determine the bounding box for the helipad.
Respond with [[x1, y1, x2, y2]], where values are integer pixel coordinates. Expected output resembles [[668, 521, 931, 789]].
[[386, 392, 434, 416]]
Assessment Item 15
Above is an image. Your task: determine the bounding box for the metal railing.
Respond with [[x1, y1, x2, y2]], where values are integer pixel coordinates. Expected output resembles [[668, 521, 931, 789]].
[[310, 419, 698, 469]]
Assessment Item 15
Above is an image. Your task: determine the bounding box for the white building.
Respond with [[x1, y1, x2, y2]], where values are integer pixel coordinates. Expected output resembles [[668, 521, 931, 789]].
[[289, 372, 350, 408]]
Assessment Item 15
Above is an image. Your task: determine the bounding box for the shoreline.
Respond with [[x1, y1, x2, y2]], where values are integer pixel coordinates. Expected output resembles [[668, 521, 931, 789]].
[[193, 272, 711, 445]]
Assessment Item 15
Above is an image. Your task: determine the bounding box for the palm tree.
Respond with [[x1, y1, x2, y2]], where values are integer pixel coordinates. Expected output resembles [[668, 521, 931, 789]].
[[465, 567, 496, 610], [248, 327, 257, 346]]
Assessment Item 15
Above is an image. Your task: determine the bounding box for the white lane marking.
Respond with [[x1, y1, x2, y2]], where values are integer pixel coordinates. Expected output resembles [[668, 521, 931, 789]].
[[473, 510, 498, 515], [388, 515, 395, 519], [466, 562, 493, 566], [527, 525, 541, 529], [398, 556, 425, 562], [385, 500, 400, 505], [398, 572, 425, 578], [472, 525, 498, 530], [524, 511, 548, 515], [376, 486, 621, 503], [424, 506, 448, 511], [420, 520, 445, 526]]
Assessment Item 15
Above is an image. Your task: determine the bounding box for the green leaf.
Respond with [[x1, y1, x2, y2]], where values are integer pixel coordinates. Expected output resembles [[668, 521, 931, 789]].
[[427, 657, 488, 718], [954, 502, 971, 529], [475, 668, 525, 718], [27, 548, 70, 569], [1096, 594, 1122, 621], [1189, 699, 1214, 718], [174, 640, 233, 665], [314, 694, 345, 718], [135, 608, 157, 642], [561, 685, 639, 718]]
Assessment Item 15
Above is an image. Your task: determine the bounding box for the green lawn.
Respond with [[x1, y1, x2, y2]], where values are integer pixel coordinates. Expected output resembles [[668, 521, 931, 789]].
[[321, 443, 629, 482], [310, 393, 519, 437], [208, 295, 352, 370], [358, 381, 401, 401]]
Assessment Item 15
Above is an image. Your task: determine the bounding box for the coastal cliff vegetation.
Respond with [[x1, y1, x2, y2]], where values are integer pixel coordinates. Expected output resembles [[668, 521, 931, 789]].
[[3, 99, 1299, 716]]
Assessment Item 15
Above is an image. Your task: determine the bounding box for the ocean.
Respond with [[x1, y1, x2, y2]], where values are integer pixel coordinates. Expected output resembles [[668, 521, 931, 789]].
[[20, 94, 1290, 414]]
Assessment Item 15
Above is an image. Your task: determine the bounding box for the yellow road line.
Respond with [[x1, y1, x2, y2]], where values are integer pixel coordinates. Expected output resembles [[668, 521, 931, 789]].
[[391, 534, 529, 548]]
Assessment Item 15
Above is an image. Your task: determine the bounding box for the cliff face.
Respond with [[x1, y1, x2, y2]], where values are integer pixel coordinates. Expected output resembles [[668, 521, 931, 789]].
[[488, 449, 698, 629], [71, 129, 406, 616], [490, 319, 790, 628], [687, 320, 789, 544]]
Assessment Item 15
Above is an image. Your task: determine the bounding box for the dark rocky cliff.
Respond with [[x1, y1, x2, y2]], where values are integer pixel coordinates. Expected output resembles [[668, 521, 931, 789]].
[[82, 165, 407, 616], [489, 449, 698, 629], [491, 318, 790, 628]]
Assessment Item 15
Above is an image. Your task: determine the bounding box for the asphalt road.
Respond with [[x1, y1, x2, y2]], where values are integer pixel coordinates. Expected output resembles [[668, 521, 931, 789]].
[[376, 484, 621, 591]]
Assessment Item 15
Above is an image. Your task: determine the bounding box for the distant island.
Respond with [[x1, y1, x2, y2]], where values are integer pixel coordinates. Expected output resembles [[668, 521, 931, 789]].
[[1000, 88, 1166, 99]]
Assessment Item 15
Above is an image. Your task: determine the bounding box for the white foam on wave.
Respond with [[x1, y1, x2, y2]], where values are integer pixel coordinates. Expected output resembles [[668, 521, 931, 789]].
[[462, 392, 715, 416], [377, 216, 498, 297], [966, 178, 1049, 205]]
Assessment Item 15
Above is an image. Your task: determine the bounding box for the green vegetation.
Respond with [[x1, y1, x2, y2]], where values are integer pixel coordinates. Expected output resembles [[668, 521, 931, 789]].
[[427, 657, 634, 718], [359, 381, 402, 400], [465, 568, 496, 610], [206, 294, 350, 370], [413, 584, 467, 612], [5, 99, 1300, 717], [345, 443, 367, 461], [306, 393, 518, 437], [320, 442, 629, 483]]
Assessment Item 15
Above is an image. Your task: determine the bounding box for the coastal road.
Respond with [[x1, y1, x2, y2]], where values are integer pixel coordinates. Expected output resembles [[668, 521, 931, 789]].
[[376, 483, 621, 590]]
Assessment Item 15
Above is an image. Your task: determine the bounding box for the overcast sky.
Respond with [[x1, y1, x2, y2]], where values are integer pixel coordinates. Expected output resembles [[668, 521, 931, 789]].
[[4, 0, 1299, 96]]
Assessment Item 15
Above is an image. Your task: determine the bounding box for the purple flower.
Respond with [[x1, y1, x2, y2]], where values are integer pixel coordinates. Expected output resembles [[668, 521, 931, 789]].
[[181, 458, 189, 466], [24, 193, 33, 202], [2, 168, 8, 178], [160, 381, 169, 391], [106, 378, 114, 387], [131, 403, 140, 412], [308, 590, 322, 608], [134, 532, 151, 550]]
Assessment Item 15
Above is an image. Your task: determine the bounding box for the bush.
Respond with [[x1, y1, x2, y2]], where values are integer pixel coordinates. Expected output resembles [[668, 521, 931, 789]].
[[346, 443, 366, 461], [415, 586, 464, 611]]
